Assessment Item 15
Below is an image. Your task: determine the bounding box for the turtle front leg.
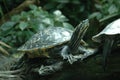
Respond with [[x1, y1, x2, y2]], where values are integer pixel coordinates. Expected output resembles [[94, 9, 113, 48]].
[[61, 46, 98, 64], [61, 46, 78, 64], [78, 46, 98, 60]]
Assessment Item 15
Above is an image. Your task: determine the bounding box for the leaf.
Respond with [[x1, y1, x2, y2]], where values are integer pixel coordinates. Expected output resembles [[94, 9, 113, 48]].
[[57, 4, 66, 9], [53, 10, 62, 16], [108, 4, 118, 14], [89, 12, 102, 19], [11, 15, 21, 22], [53, 10, 68, 22], [29, 4, 37, 10], [42, 18, 54, 26], [43, 3, 57, 10], [54, 15, 68, 22], [95, 4, 102, 10], [54, 0, 69, 3], [0, 21, 16, 31], [63, 22, 74, 30], [33, 11, 41, 17], [18, 22, 28, 31], [20, 11, 28, 17], [38, 24, 46, 30]]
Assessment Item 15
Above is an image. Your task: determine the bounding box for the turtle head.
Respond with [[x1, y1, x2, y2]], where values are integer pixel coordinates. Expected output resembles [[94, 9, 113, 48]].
[[68, 19, 89, 53], [76, 19, 89, 39]]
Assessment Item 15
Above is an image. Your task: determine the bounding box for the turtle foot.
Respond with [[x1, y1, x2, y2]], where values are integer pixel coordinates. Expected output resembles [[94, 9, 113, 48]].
[[62, 53, 78, 64], [38, 62, 63, 75], [78, 47, 98, 60], [61, 46, 78, 64]]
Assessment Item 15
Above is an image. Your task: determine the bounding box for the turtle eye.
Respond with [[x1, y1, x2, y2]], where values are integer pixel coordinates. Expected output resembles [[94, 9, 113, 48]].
[[82, 19, 89, 28], [79, 19, 89, 38]]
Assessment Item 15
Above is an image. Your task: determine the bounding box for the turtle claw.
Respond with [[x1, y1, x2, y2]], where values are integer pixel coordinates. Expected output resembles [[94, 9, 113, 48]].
[[61, 46, 78, 64], [38, 62, 63, 75], [67, 54, 78, 64], [62, 53, 78, 64], [79, 47, 98, 60], [38, 65, 54, 75]]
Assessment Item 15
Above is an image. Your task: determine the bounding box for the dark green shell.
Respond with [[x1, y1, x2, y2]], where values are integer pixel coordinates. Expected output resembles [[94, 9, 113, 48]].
[[18, 27, 73, 58]]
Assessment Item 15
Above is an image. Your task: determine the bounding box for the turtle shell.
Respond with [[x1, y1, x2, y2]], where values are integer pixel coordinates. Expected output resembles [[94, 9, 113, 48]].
[[92, 19, 120, 43], [18, 27, 73, 58]]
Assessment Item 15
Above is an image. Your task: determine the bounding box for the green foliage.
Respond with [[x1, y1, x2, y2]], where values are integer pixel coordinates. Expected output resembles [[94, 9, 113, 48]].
[[40, 0, 120, 26], [40, 0, 94, 26], [0, 5, 74, 47], [89, 0, 120, 20], [100, 0, 120, 15]]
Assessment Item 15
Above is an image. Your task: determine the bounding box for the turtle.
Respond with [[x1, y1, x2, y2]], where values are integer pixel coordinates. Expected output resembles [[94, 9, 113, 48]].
[[17, 19, 89, 75], [18, 19, 89, 63], [92, 18, 120, 70]]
